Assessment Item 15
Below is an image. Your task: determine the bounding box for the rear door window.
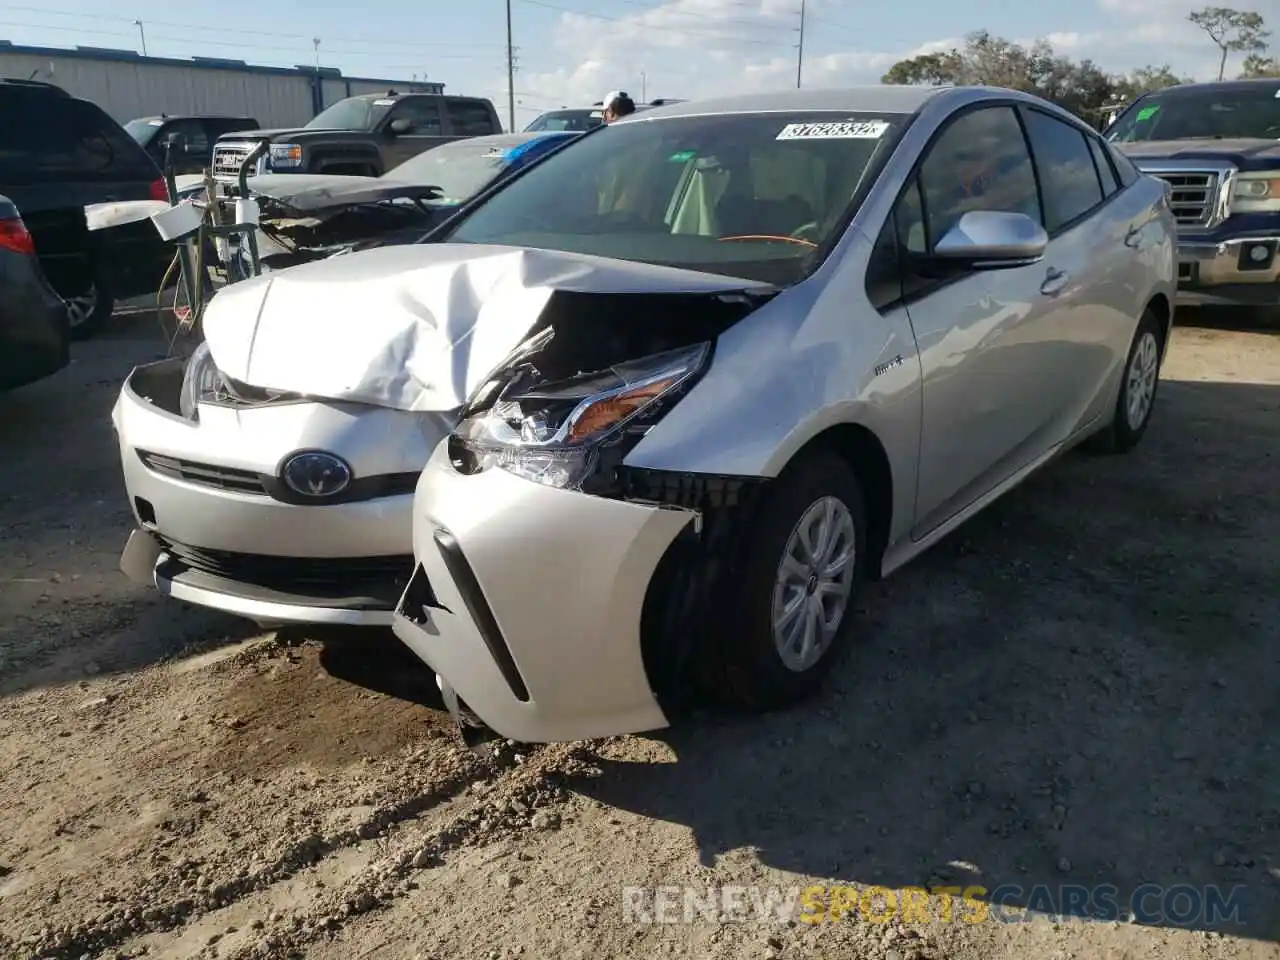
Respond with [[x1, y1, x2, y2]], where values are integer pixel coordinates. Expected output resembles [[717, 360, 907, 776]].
[[1087, 135, 1120, 196], [1021, 108, 1105, 232], [446, 100, 499, 136], [0, 94, 157, 184]]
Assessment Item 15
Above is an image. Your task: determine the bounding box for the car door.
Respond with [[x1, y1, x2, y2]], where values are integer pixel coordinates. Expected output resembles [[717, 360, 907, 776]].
[[381, 98, 445, 170], [156, 119, 208, 175], [895, 103, 1071, 539], [1017, 106, 1132, 432]]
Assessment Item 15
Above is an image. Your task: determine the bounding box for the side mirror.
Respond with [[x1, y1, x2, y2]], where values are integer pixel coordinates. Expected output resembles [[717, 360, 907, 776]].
[[389, 118, 412, 136], [932, 210, 1048, 268]]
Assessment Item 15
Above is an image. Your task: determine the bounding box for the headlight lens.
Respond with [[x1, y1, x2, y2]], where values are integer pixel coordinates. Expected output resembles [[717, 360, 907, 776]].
[[1231, 174, 1280, 213], [454, 342, 710, 489], [178, 341, 230, 421], [269, 143, 304, 169]]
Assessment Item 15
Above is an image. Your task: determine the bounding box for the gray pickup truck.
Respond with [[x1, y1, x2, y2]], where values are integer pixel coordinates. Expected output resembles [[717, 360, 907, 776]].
[[1106, 78, 1280, 309], [210, 90, 502, 188]]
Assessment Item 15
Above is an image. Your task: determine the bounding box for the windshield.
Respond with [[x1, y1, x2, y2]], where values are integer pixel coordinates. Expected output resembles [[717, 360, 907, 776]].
[[444, 111, 904, 285], [124, 118, 162, 146], [1107, 85, 1280, 142], [525, 110, 601, 132], [383, 139, 521, 201], [305, 97, 390, 131]]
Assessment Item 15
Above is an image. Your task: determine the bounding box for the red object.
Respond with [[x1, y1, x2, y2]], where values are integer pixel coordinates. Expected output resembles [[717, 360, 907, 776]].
[[0, 216, 36, 255], [148, 178, 169, 202]]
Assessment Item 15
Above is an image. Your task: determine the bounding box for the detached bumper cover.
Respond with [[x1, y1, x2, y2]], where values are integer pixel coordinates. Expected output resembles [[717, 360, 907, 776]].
[[392, 442, 697, 743], [1176, 235, 1280, 306]]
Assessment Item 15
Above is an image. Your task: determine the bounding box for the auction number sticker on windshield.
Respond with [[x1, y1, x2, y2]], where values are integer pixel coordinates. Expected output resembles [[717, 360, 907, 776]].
[[776, 120, 889, 140], [1136, 105, 1160, 121]]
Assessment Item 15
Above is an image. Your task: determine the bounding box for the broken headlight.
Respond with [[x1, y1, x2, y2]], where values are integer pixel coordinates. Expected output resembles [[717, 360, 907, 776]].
[[178, 341, 231, 421], [453, 342, 710, 490]]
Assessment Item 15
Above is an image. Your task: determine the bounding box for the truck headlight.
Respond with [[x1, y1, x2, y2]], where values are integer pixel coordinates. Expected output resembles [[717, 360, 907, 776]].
[[1231, 174, 1280, 214], [452, 342, 710, 490], [269, 143, 304, 169], [179, 341, 231, 421]]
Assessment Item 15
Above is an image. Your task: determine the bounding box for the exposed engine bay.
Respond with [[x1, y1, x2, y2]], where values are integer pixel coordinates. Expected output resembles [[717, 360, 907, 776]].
[[254, 195, 442, 271]]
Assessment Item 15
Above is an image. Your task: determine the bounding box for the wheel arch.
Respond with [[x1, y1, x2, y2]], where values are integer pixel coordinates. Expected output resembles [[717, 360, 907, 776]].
[[776, 422, 894, 580], [1146, 291, 1172, 355]]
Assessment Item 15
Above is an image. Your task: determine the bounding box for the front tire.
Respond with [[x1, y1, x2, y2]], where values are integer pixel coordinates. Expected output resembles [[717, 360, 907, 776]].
[[1088, 307, 1163, 454], [716, 451, 867, 710]]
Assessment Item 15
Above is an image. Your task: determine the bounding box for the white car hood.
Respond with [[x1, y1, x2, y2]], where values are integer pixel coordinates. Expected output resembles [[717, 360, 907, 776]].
[[202, 243, 771, 412]]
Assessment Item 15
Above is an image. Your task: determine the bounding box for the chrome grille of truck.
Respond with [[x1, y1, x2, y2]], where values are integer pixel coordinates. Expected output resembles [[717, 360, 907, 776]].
[[211, 141, 259, 181], [1147, 171, 1218, 227]]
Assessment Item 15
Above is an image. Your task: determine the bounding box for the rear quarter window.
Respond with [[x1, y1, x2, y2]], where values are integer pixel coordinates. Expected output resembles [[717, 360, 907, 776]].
[[0, 95, 157, 184]]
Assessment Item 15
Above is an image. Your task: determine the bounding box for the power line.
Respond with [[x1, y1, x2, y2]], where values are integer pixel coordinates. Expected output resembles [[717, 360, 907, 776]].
[[515, 0, 796, 47], [0, 3, 506, 48], [0, 18, 505, 61]]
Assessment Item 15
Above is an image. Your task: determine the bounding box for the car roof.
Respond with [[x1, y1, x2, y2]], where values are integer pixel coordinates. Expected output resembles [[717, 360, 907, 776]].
[[1135, 78, 1280, 95], [133, 114, 254, 122], [445, 131, 574, 149], [622, 86, 950, 122]]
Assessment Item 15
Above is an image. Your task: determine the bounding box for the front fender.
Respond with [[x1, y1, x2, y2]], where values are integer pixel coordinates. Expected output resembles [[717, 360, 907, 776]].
[[623, 244, 922, 545]]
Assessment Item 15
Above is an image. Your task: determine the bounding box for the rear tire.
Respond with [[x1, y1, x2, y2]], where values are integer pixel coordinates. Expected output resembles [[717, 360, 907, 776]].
[[714, 451, 867, 710], [1087, 307, 1163, 454], [64, 275, 113, 342]]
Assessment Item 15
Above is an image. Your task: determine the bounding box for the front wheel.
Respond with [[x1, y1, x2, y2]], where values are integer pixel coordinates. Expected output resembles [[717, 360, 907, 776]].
[[1087, 307, 1164, 454], [714, 451, 867, 710]]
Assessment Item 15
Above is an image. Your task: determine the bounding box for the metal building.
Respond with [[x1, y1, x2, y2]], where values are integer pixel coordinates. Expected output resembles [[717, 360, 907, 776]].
[[0, 42, 445, 127]]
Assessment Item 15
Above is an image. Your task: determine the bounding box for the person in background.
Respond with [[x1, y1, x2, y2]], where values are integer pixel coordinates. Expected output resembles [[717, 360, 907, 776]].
[[601, 90, 636, 124]]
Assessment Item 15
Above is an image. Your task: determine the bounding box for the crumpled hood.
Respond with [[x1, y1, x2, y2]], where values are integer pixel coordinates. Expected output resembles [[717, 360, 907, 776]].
[[246, 174, 442, 214], [202, 243, 771, 413]]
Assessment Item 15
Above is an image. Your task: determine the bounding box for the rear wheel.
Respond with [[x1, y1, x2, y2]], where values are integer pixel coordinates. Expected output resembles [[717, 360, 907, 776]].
[[64, 276, 113, 341], [714, 451, 867, 709], [1088, 307, 1163, 454]]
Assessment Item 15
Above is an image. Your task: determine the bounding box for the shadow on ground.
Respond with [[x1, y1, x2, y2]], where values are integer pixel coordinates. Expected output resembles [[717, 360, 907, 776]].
[[565, 379, 1280, 942]]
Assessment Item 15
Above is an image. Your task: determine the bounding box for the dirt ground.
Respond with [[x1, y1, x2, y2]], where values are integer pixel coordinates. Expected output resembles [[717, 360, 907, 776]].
[[1, 308, 1278, 960]]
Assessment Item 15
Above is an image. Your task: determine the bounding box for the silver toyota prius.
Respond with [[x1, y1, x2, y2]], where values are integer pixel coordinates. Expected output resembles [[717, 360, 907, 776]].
[[390, 85, 1177, 744]]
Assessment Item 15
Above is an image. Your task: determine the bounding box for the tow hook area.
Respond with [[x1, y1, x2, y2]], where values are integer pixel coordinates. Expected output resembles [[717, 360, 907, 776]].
[[437, 675, 502, 755]]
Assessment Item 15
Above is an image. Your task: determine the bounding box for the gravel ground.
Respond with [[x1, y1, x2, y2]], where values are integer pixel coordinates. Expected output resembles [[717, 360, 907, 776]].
[[0, 308, 1278, 960]]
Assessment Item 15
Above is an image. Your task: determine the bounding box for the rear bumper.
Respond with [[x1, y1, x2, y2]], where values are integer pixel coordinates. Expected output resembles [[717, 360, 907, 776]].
[[1176, 236, 1280, 306], [0, 253, 71, 391], [391, 442, 696, 744]]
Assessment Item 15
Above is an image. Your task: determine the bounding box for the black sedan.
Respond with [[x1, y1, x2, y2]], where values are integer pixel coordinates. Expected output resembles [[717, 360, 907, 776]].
[[0, 195, 70, 391]]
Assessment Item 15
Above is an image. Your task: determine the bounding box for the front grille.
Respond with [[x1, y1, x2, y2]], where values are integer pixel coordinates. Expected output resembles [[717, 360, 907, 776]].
[[1148, 171, 1218, 227], [138, 450, 266, 495], [158, 538, 413, 596], [212, 142, 259, 181]]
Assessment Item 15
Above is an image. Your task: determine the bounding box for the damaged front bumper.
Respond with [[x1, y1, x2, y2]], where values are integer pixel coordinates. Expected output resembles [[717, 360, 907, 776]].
[[391, 441, 698, 744], [113, 359, 445, 625]]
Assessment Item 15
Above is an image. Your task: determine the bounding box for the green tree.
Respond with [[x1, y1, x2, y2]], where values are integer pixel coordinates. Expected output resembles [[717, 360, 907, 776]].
[[1117, 64, 1192, 99], [880, 32, 1121, 121], [1239, 52, 1280, 77], [1187, 6, 1270, 80]]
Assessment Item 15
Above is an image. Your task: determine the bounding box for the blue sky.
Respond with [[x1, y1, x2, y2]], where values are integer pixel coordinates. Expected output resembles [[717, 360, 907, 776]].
[[0, 0, 1272, 125]]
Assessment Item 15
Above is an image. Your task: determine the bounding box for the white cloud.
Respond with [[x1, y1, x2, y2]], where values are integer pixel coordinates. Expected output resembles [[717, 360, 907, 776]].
[[470, 0, 1275, 127]]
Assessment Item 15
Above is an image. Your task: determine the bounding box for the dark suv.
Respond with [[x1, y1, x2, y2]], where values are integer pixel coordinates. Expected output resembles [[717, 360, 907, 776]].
[[0, 78, 173, 338], [125, 114, 260, 176], [210, 91, 502, 186]]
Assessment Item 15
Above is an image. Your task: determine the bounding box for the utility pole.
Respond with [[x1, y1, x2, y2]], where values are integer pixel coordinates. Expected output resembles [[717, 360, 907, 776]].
[[312, 37, 320, 71], [505, 0, 516, 132], [795, 0, 805, 88], [641, 70, 647, 102], [134, 19, 147, 57]]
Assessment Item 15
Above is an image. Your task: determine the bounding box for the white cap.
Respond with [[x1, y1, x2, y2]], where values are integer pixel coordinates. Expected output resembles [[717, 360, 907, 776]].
[[601, 90, 627, 111]]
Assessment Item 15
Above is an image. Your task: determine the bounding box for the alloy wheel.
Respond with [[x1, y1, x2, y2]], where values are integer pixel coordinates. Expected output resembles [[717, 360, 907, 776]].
[[1126, 330, 1160, 432]]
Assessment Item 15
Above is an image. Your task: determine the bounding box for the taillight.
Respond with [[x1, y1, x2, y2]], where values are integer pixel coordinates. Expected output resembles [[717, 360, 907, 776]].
[[149, 178, 169, 202], [0, 216, 35, 255]]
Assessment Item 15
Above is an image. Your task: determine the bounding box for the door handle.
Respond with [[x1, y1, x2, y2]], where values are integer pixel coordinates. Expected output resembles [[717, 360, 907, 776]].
[[1040, 268, 1069, 297], [1124, 225, 1143, 248]]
